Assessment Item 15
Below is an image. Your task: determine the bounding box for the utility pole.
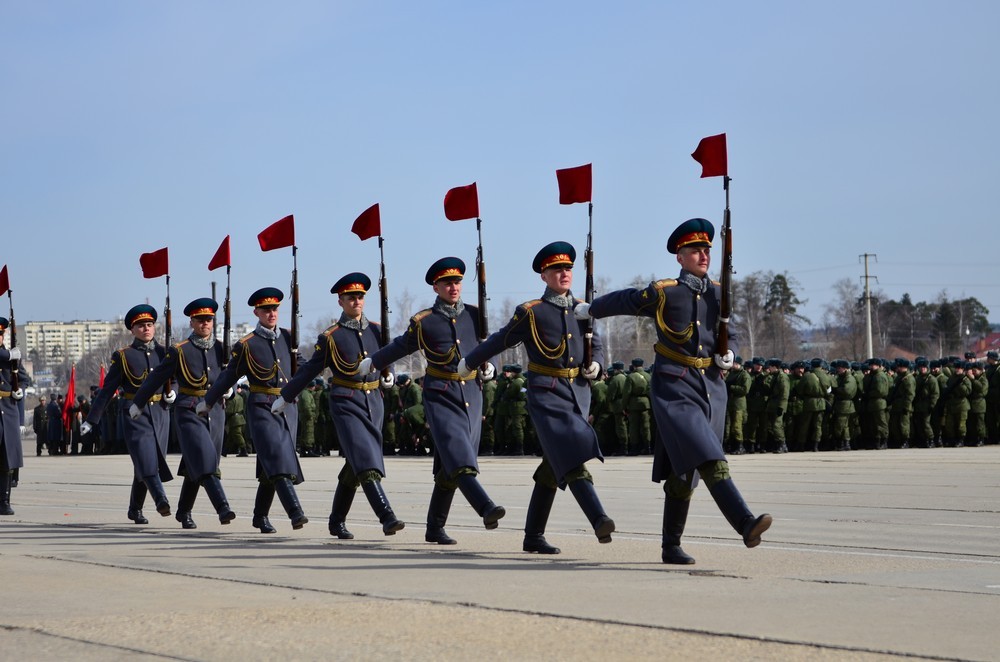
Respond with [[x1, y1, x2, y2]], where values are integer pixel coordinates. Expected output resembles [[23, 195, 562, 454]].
[[860, 253, 878, 359]]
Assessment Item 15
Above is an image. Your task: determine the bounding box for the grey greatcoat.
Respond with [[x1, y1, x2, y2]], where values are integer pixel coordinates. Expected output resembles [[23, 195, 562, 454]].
[[133, 336, 226, 481], [0, 347, 29, 471], [463, 294, 605, 484], [282, 318, 386, 476], [370, 303, 483, 477], [88, 339, 173, 481], [204, 327, 302, 483], [590, 273, 727, 480]]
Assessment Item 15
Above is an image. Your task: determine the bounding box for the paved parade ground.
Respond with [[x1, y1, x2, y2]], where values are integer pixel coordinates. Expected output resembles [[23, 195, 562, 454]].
[[2, 442, 999, 661]]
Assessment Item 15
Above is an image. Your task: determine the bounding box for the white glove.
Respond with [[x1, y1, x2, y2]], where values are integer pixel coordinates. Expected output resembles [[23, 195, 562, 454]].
[[380, 373, 395, 388], [223, 387, 235, 400], [80, 422, 93, 435], [271, 397, 289, 415], [129, 404, 141, 420], [11, 388, 23, 400], [826, 386, 833, 394], [481, 362, 496, 381], [7, 347, 21, 361], [195, 401, 209, 417], [714, 350, 735, 370], [574, 302, 591, 320], [359, 357, 375, 375], [456, 358, 475, 379], [163, 390, 177, 404], [20, 425, 26, 436], [581, 362, 601, 380]]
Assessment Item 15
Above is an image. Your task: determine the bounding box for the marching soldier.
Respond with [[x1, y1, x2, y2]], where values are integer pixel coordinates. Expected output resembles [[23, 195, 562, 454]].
[[579, 219, 771, 564], [462, 242, 613, 554], [199, 288, 307, 533], [274, 273, 404, 539], [83, 305, 173, 523], [0, 317, 29, 516], [131, 298, 235, 529], [364, 258, 504, 545]]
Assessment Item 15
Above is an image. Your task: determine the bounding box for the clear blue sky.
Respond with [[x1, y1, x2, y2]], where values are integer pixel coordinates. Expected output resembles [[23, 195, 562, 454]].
[[2, 2, 997, 332]]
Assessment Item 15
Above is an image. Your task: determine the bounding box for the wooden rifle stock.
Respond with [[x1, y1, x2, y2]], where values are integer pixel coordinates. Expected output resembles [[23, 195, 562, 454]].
[[379, 269, 391, 379], [583, 203, 595, 368], [717, 204, 733, 357]]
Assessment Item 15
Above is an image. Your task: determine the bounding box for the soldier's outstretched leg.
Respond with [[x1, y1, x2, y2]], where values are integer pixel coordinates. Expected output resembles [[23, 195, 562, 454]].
[[328, 478, 357, 539], [456, 473, 505, 529], [707, 478, 772, 548], [522, 482, 560, 554], [361, 479, 404, 535], [201, 475, 236, 524], [0, 470, 13, 516], [425, 485, 458, 545], [175, 477, 199, 529], [273, 476, 308, 529], [143, 474, 171, 516], [662, 496, 695, 565], [127, 478, 148, 524], [568, 477, 615, 543], [252, 481, 277, 533]]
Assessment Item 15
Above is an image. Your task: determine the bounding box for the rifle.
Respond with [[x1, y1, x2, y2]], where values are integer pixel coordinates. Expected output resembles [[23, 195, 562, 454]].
[[378, 236, 391, 379], [223, 266, 232, 364], [716, 176, 734, 357], [290, 246, 300, 376], [476, 217, 489, 341], [583, 202, 595, 367], [7, 289, 19, 392], [163, 275, 173, 397]]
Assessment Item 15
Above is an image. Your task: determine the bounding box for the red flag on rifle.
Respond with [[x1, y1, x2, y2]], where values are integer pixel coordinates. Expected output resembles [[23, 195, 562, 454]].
[[444, 182, 479, 221], [258, 215, 295, 251], [556, 163, 592, 205], [62, 364, 76, 431], [139, 248, 169, 278], [208, 236, 231, 270], [691, 133, 728, 178], [0, 265, 9, 296], [352, 203, 381, 241]]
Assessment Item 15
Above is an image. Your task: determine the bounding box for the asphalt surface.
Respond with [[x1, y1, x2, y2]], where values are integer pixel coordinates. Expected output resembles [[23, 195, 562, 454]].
[[2, 440, 999, 661]]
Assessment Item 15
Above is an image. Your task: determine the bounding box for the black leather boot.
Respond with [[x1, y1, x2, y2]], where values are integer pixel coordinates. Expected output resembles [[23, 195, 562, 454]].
[[143, 474, 171, 516], [456, 474, 505, 529], [328, 479, 356, 539], [568, 479, 615, 543], [252, 482, 277, 533], [127, 478, 148, 524], [361, 480, 404, 535], [522, 483, 560, 554], [274, 477, 308, 529], [662, 497, 695, 564], [175, 478, 199, 529], [425, 485, 457, 545], [707, 478, 772, 548], [201, 475, 236, 524], [0, 471, 13, 516]]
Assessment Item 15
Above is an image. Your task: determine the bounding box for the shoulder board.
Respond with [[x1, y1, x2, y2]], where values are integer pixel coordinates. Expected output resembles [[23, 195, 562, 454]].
[[175, 339, 191, 349], [520, 299, 543, 310], [711, 279, 721, 287], [238, 332, 255, 344], [322, 324, 340, 337], [653, 279, 678, 289], [412, 309, 433, 322], [574, 298, 587, 305]]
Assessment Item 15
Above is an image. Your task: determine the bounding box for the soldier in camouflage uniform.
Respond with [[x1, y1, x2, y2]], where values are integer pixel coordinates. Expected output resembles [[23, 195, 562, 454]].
[[502, 364, 528, 455], [491, 365, 511, 455], [224, 384, 248, 456], [887, 358, 916, 449], [605, 361, 629, 456], [941, 361, 972, 447], [724, 357, 751, 454], [296, 380, 318, 457], [792, 361, 825, 452], [829, 360, 857, 451], [764, 359, 789, 453], [622, 358, 651, 455], [744, 358, 769, 453], [966, 361, 988, 447], [911, 357, 939, 448], [931, 360, 949, 446], [861, 358, 891, 450]]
